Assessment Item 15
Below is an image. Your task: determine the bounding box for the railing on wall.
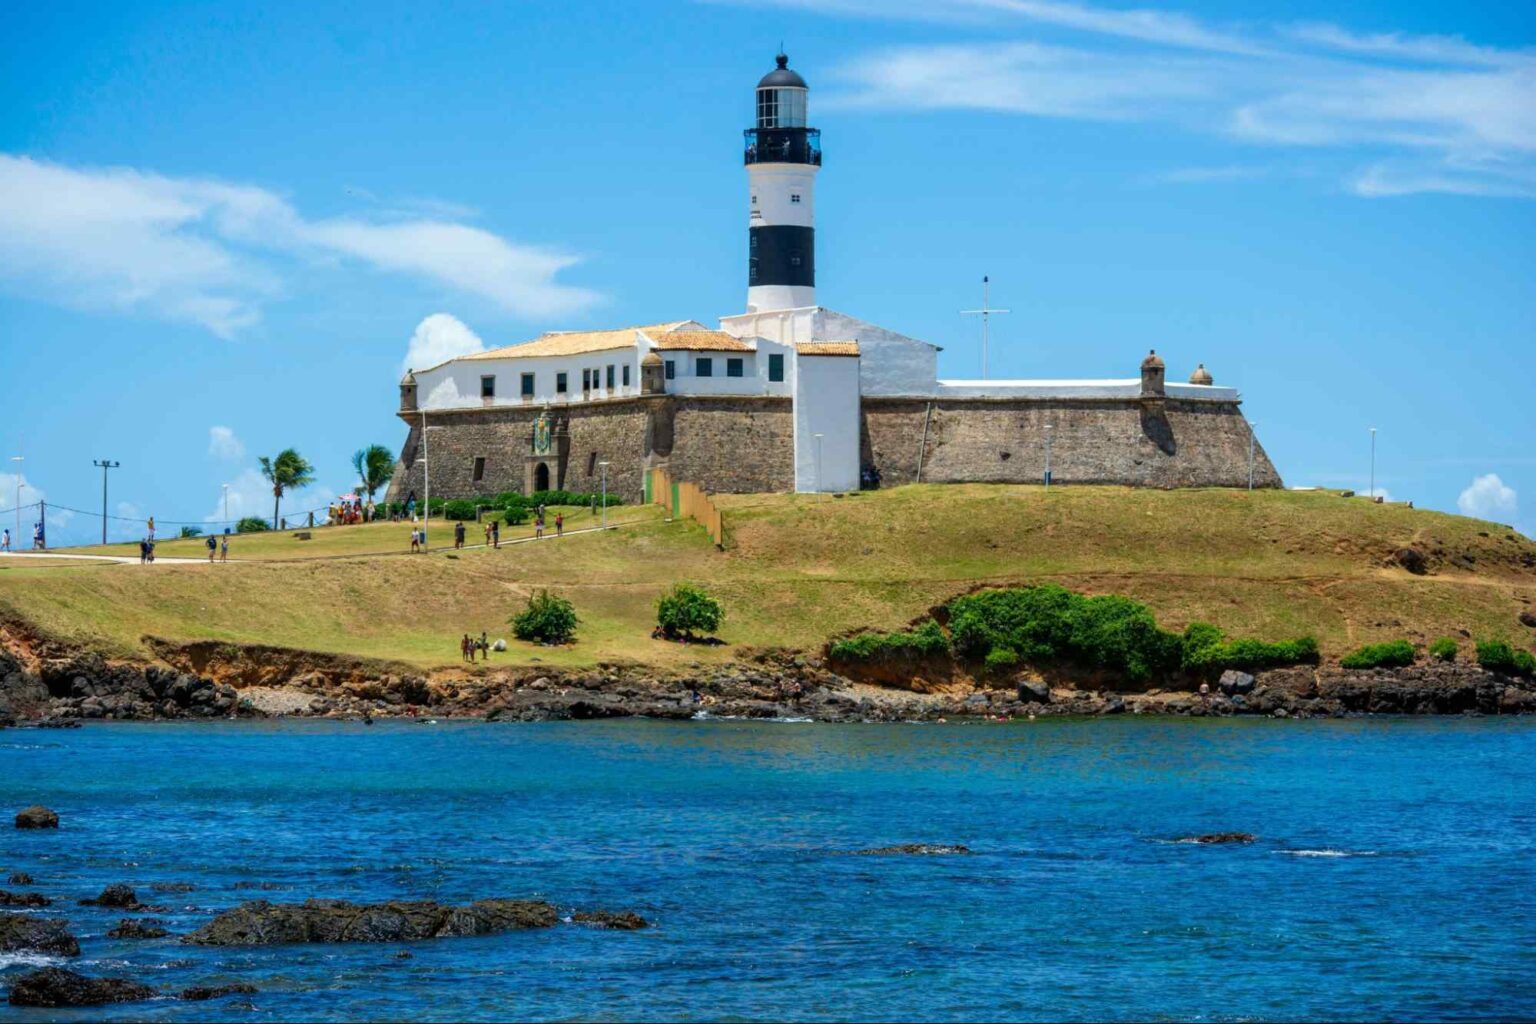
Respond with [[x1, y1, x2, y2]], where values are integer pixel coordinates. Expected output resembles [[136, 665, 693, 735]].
[[646, 467, 725, 548]]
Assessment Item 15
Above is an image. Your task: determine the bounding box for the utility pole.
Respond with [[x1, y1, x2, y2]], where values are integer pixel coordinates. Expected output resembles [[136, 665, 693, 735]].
[[93, 459, 120, 544], [222, 483, 229, 525], [598, 461, 610, 529], [420, 410, 430, 551], [960, 275, 1011, 380], [1370, 426, 1382, 503], [9, 448, 21, 549]]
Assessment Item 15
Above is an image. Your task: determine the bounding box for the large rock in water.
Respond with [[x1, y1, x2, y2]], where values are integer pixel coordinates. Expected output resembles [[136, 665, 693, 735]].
[[1177, 832, 1258, 845], [852, 844, 972, 856], [80, 884, 144, 909], [7, 968, 154, 1008], [0, 913, 80, 956], [14, 806, 58, 829], [184, 898, 561, 946]]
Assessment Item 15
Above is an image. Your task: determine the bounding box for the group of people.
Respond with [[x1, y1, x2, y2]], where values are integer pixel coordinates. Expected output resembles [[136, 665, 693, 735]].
[[204, 532, 231, 562], [533, 507, 564, 540], [0, 527, 41, 552], [328, 497, 378, 526], [460, 632, 492, 662]]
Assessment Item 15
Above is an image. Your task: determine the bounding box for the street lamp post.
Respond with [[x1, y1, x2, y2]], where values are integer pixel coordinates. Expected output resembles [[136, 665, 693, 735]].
[[1369, 427, 1377, 502], [598, 461, 610, 529], [1043, 424, 1054, 490], [93, 459, 119, 544], [813, 433, 824, 493], [9, 452, 22, 548], [222, 483, 229, 526], [1247, 423, 1257, 492]]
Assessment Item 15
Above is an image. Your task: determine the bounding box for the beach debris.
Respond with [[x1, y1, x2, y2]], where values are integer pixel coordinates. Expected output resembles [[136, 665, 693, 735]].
[[0, 913, 81, 956], [851, 844, 972, 856], [6, 968, 154, 1008], [14, 805, 58, 829]]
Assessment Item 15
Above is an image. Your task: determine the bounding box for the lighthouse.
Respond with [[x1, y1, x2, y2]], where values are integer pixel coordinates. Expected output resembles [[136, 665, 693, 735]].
[[745, 53, 820, 313]]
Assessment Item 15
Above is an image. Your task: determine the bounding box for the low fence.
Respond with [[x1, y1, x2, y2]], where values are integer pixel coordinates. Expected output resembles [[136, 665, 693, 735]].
[[646, 468, 725, 547]]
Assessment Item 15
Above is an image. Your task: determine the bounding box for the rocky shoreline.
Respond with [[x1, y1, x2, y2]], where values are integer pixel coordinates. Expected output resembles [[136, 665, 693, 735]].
[[3, 633, 1534, 725]]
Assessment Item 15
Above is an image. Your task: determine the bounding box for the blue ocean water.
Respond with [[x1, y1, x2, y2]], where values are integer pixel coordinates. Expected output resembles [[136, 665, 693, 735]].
[[2, 717, 1534, 1022]]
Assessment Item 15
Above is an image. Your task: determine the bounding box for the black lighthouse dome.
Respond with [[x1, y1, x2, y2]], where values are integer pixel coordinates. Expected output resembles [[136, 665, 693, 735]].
[[758, 52, 807, 90]]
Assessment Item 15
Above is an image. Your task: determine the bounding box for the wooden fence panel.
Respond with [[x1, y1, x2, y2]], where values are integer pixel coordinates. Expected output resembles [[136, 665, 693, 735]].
[[647, 468, 725, 547]]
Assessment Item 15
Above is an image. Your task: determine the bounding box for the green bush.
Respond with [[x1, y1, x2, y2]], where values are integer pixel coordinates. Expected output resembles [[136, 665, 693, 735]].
[[1340, 640, 1416, 670], [500, 505, 529, 525], [1476, 639, 1536, 677], [179, 525, 203, 539], [236, 517, 270, 533], [983, 647, 1021, 674], [442, 499, 478, 521], [656, 583, 724, 639], [1428, 637, 1459, 662], [511, 590, 579, 645], [1182, 624, 1319, 674], [830, 620, 950, 662]]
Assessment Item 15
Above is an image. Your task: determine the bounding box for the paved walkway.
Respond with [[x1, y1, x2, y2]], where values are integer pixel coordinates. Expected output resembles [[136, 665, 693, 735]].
[[0, 550, 208, 565]]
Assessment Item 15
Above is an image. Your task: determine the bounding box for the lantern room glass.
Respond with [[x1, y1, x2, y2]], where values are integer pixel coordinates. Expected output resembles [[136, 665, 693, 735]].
[[757, 87, 807, 129]]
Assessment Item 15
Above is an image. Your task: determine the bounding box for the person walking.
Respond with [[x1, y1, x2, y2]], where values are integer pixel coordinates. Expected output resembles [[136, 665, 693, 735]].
[[147, 516, 155, 543], [491, 519, 500, 549], [534, 511, 544, 540], [1, 528, 9, 552], [460, 633, 471, 662], [483, 521, 492, 546], [220, 532, 230, 562], [410, 527, 421, 554], [206, 534, 217, 562], [480, 631, 489, 661], [454, 520, 465, 549], [555, 512, 564, 538], [139, 538, 148, 564]]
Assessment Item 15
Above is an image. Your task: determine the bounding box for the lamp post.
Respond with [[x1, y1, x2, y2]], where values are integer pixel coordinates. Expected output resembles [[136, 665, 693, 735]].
[[420, 410, 430, 551], [1247, 423, 1257, 492], [598, 461, 610, 529], [1369, 427, 1377, 502], [93, 459, 119, 544], [222, 483, 229, 525], [813, 433, 824, 493], [1043, 423, 1054, 490], [9, 452, 22, 548]]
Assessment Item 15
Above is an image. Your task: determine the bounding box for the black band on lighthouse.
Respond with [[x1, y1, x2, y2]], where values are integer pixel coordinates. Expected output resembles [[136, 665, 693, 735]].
[[748, 225, 815, 287]]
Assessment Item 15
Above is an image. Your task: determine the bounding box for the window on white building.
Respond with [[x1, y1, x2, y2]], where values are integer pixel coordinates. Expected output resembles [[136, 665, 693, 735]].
[[768, 354, 784, 382], [556, 372, 568, 394], [622, 364, 631, 387], [696, 357, 713, 377], [664, 360, 676, 380], [520, 373, 534, 397], [480, 375, 495, 398], [606, 365, 615, 389], [726, 358, 744, 378], [790, 193, 801, 203]]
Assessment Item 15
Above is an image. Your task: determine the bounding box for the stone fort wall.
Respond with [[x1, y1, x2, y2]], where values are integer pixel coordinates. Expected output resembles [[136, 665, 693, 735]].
[[862, 397, 1280, 489], [387, 393, 1278, 504]]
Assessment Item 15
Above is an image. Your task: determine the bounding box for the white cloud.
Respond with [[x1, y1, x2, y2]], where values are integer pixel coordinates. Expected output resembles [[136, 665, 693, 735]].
[[0, 155, 601, 338], [794, 0, 1536, 198], [1457, 473, 1518, 523], [1366, 487, 1393, 503], [208, 426, 245, 460], [403, 313, 488, 375]]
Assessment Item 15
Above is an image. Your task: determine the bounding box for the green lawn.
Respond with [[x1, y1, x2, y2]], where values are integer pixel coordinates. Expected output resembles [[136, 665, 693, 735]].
[[4, 485, 1533, 672]]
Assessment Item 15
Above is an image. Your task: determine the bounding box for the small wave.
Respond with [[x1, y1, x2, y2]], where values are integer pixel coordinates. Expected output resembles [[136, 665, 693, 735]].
[[0, 952, 64, 969], [1276, 849, 1379, 858], [691, 712, 812, 723], [0, 742, 63, 750]]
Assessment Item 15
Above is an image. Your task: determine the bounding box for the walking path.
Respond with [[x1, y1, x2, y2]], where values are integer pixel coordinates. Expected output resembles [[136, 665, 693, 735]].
[[0, 550, 208, 565]]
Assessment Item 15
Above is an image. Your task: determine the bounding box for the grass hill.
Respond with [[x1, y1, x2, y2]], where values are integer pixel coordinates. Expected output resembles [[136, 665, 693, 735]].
[[2, 485, 1533, 672]]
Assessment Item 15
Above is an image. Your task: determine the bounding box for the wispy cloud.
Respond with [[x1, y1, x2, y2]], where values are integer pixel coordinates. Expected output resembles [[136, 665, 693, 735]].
[[208, 426, 245, 460], [752, 0, 1536, 198], [0, 155, 602, 338]]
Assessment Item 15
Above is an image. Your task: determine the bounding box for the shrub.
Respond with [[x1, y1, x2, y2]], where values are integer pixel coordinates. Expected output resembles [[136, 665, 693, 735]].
[[1182, 624, 1318, 674], [1518, 651, 1536, 677], [656, 583, 724, 639], [500, 505, 530, 526], [511, 590, 579, 645], [1340, 640, 1416, 670], [179, 526, 203, 539], [236, 517, 270, 533], [442, 499, 478, 521], [830, 620, 949, 662], [1068, 594, 1182, 682], [983, 647, 1021, 674], [1428, 637, 1459, 662]]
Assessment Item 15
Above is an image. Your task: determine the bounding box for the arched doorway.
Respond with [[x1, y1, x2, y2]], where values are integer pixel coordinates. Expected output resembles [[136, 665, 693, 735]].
[[534, 462, 550, 492]]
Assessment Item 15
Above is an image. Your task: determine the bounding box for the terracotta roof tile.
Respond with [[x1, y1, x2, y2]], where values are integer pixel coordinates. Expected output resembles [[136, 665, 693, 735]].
[[460, 321, 694, 361], [647, 330, 755, 352], [797, 341, 859, 356]]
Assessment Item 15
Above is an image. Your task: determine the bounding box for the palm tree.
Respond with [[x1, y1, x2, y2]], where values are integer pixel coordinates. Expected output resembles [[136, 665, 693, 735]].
[[258, 449, 316, 530], [351, 444, 396, 502]]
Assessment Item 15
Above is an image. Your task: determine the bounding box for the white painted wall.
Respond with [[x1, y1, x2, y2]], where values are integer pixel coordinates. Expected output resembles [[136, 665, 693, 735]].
[[814, 309, 938, 397], [793, 355, 860, 492], [415, 349, 645, 410], [747, 162, 819, 313]]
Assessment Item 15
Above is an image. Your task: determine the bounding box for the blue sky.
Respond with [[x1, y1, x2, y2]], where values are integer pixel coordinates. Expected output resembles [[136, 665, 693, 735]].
[[1, 0, 1532, 543]]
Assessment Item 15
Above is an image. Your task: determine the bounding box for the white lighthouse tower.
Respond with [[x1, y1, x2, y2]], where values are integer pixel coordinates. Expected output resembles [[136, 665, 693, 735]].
[[745, 53, 820, 313]]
